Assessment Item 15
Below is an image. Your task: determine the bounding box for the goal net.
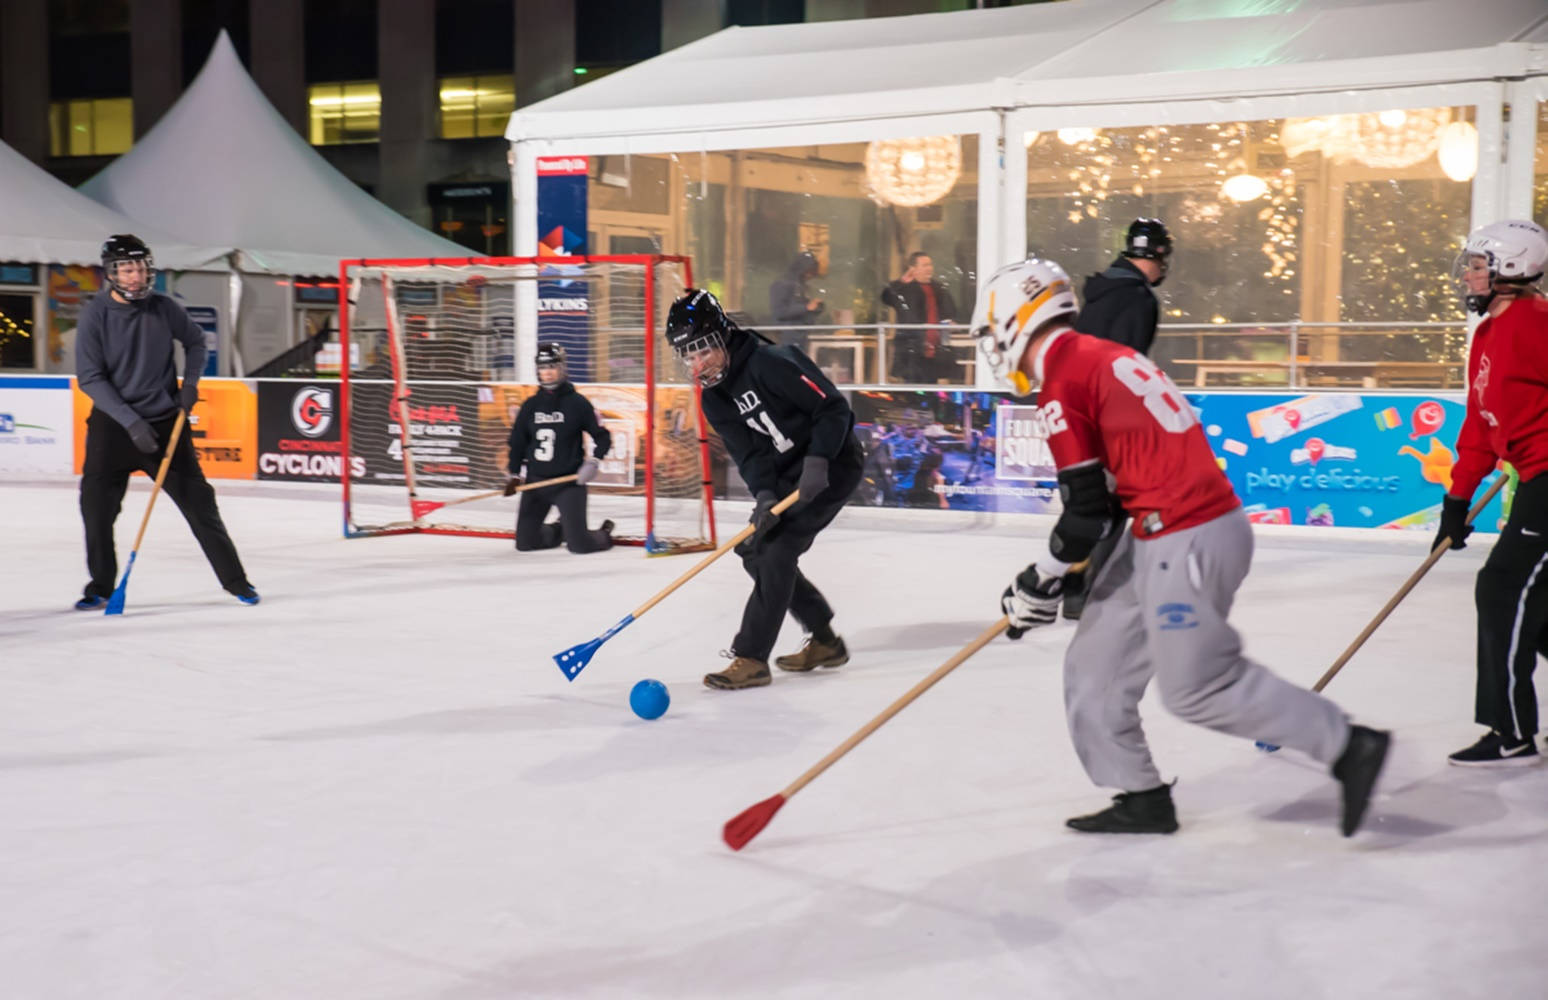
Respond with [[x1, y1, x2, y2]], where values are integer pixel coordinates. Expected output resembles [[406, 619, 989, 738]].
[[337, 255, 716, 553]]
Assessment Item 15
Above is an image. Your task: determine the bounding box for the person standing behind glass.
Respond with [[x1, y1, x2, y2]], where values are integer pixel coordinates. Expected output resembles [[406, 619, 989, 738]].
[[768, 250, 823, 356], [1062, 218, 1175, 620], [881, 251, 959, 384]]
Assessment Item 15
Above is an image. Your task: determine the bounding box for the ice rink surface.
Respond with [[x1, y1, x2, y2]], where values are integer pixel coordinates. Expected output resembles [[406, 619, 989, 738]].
[[3, 480, 1545, 999]]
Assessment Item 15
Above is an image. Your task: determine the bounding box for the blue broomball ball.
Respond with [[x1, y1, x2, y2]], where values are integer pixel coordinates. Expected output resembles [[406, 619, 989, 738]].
[[630, 679, 670, 720]]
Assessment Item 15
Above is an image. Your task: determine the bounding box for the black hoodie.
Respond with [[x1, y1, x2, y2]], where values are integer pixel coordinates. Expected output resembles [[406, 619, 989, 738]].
[[507, 381, 611, 481], [1075, 256, 1160, 355], [701, 333, 855, 497]]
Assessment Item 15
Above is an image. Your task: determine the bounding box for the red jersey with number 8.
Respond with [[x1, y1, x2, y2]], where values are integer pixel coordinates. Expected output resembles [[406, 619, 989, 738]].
[[1036, 329, 1240, 539]]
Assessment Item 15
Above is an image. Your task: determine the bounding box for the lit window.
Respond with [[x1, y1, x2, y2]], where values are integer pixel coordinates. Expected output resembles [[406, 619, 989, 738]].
[[48, 98, 133, 157], [438, 75, 514, 140], [308, 81, 381, 145]]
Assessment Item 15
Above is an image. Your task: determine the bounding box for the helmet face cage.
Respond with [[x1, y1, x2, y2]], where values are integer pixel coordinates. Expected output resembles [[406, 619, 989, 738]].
[[101, 235, 155, 301], [1454, 220, 1548, 315], [669, 329, 730, 387]]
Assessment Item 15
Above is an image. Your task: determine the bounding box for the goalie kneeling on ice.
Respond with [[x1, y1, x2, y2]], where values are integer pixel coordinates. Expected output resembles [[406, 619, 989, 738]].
[[630, 679, 670, 720]]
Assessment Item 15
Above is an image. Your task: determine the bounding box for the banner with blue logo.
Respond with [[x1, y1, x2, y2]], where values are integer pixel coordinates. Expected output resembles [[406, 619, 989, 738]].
[[1190, 391, 1503, 531], [536, 156, 592, 379]]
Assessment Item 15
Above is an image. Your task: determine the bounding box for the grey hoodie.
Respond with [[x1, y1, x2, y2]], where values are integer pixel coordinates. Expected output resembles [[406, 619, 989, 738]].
[[75, 290, 206, 430]]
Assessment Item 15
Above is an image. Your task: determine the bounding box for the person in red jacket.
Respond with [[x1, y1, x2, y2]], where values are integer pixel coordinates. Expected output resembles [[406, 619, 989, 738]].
[[1437, 219, 1548, 766], [972, 258, 1389, 836]]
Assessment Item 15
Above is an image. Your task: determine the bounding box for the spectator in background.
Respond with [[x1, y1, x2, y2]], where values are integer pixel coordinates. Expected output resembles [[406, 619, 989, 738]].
[[769, 250, 824, 356], [881, 252, 959, 384]]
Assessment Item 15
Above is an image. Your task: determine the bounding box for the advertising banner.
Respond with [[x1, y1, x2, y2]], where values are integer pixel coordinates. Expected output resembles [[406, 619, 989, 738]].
[[46, 265, 101, 368], [848, 389, 1059, 513], [0, 376, 74, 475], [72, 378, 256, 479], [186, 305, 220, 377], [844, 387, 1491, 532], [1193, 391, 1501, 531], [348, 382, 483, 489], [257, 381, 364, 482], [536, 155, 591, 379]]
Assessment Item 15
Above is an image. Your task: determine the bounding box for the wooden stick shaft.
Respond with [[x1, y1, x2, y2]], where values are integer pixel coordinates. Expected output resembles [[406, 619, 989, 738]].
[[434, 473, 580, 511], [1311, 474, 1507, 692], [631, 490, 800, 620], [126, 411, 186, 554], [782, 616, 1010, 799]]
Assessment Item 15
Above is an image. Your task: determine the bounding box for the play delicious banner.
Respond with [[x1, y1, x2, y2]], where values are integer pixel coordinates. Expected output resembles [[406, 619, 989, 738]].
[[1191, 392, 1503, 531]]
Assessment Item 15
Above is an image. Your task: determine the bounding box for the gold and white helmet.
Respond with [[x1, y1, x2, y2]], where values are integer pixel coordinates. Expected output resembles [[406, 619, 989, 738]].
[[971, 257, 1078, 393]]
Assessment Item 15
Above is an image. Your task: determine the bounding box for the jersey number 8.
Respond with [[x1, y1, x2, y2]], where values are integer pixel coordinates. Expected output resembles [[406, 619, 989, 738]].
[[1111, 354, 1196, 433]]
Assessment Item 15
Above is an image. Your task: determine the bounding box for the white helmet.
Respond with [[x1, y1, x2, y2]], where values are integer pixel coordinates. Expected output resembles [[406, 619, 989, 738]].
[[1457, 219, 1548, 314], [971, 258, 1078, 394]]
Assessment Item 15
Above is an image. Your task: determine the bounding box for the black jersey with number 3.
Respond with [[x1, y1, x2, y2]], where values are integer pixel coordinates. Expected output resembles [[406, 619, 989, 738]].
[[701, 335, 854, 496], [507, 381, 611, 481]]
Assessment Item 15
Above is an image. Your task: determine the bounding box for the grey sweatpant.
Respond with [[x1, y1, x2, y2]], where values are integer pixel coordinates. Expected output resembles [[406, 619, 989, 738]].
[[1063, 507, 1350, 792]]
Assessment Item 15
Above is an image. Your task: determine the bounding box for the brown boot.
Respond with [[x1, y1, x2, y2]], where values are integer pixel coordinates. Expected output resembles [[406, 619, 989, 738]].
[[704, 655, 772, 690], [775, 635, 849, 672]]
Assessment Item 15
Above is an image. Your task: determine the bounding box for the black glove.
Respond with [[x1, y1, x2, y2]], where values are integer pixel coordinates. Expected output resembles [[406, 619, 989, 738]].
[[1001, 564, 1064, 639], [1432, 495, 1472, 552], [178, 381, 199, 414], [126, 418, 159, 455], [750, 491, 780, 538], [503, 476, 524, 497], [797, 455, 829, 503]]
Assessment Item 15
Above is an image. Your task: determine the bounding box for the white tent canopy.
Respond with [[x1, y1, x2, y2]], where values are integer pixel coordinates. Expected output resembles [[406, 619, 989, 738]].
[[508, 0, 1548, 147], [0, 138, 228, 271], [82, 31, 466, 277]]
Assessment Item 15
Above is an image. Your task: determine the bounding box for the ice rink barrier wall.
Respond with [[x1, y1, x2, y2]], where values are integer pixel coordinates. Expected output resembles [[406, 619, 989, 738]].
[[0, 377, 1505, 534]]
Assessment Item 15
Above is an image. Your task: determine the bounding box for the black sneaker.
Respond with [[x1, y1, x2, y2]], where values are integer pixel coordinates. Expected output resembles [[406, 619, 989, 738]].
[[1332, 725, 1391, 837], [1066, 783, 1178, 834], [74, 594, 108, 611], [227, 584, 261, 606], [1447, 729, 1539, 768]]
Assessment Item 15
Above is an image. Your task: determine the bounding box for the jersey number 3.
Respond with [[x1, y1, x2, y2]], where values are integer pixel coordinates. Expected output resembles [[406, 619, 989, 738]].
[[1112, 355, 1196, 433], [534, 427, 556, 461], [745, 411, 795, 453]]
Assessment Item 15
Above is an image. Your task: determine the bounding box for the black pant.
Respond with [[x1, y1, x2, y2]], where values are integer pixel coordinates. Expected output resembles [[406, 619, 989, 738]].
[[515, 483, 611, 554], [732, 435, 864, 661], [80, 410, 249, 597], [1474, 473, 1548, 741]]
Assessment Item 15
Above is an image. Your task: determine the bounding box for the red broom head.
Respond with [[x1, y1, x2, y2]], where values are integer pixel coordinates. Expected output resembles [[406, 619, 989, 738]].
[[722, 793, 787, 851]]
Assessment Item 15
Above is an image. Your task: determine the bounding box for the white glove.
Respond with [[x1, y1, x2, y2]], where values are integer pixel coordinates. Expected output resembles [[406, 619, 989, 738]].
[[1001, 564, 1064, 639], [577, 459, 600, 485]]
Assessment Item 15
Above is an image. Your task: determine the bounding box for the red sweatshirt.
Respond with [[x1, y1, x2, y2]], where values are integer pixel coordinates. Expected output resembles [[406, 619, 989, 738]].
[[1450, 296, 1548, 501]]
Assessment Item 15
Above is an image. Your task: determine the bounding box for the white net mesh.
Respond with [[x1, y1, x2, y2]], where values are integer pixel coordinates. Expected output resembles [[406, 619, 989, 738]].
[[339, 257, 714, 551]]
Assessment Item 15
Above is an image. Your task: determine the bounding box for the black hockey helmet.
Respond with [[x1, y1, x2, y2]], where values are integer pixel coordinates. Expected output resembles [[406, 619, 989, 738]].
[[535, 341, 566, 387], [665, 288, 737, 387], [101, 233, 155, 301], [1122, 218, 1172, 284]]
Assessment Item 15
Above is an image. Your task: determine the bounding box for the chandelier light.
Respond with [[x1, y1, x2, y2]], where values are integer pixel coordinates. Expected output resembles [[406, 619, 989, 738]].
[[1057, 127, 1097, 146], [1221, 173, 1269, 203], [1279, 108, 1452, 169], [864, 136, 962, 207], [1437, 120, 1479, 182]]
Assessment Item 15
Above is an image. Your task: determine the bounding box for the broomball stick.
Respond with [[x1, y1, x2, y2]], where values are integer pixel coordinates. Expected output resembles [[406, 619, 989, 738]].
[[1255, 475, 1507, 752], [409, 473, 579, 520], [552, 490, 801, 681], [105, 411, 188, 616], [724, 558, 1090, 850]]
